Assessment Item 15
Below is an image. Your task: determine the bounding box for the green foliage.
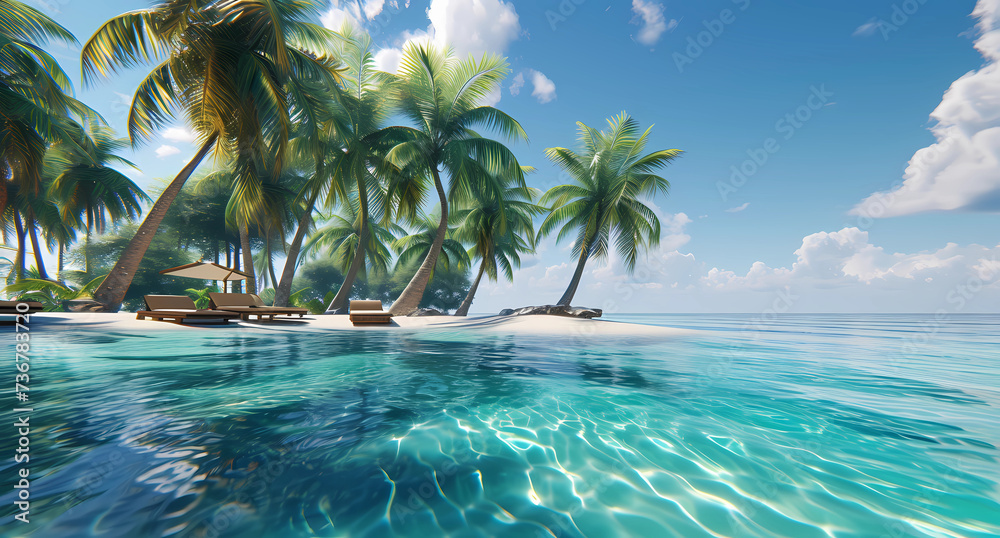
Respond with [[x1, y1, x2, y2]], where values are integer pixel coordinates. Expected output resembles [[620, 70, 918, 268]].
[[71, 224, 199, 311], [0, 0, 92, 217], [299, 290, 332, 315], [381, 41, 526, 311], [293, 259, 346, 303], [541, 113, 682, 270], [417, 265, 471, 312], [47, 121, 149, 234], [4, 273, 105, 311], [258, 286, 328, 314], [352, 259, 470, 313], [160, 176, 239, 255], [393, 211, 470, 276], [184, 285, 220, 309]]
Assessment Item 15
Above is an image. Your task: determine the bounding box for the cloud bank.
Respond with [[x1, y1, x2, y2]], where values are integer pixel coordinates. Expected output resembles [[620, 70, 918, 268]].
[[852, 0, 1000, 218], [477, 215, 1000, 313]]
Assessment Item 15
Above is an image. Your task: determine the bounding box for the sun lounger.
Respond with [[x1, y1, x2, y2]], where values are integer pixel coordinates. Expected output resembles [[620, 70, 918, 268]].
[[137, 295, 240, 324], [207, 293, 309, 321], [349, 300, 393, 326], [0, 301, 44, 323], [0, 300, 44, 314]]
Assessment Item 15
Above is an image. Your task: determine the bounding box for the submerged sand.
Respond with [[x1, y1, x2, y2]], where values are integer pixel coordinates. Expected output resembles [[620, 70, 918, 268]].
[[26, 312, 692, 338]]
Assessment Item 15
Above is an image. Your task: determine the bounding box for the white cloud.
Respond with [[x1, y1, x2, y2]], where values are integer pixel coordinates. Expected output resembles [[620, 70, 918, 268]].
[[321, 1, 364, 29], [475, 221, 1000, 313], [373, 47, 403, 73], [631, 0, 677, 46], [509, 72, 525, 96], [974, 0, 1000, 31], [697, 228, 997, 299], [852, 0, 1000, 217], [426, 0, 520, 57], [853, 18, 882, 37], [161, 127, 195, 143], [372, 0, 521, 75], [658, 211, 693, 250], [321, 0, 401, 30], [362, 0, 385, 19], [725, 202, 750, 213], [529, 70, 557, 103], [155, 145, 180, 158], [481, 87, 502, 107]]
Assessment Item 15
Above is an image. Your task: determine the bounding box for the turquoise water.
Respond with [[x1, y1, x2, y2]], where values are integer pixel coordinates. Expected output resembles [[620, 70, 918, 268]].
[[2, 314, 999, 537]]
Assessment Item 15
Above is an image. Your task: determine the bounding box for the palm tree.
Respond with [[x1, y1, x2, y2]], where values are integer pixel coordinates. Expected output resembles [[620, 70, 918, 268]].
[[540, 113, 682, 306], [453, 171, 541, 316], [0, 0, 90, 216], [196, 166, 295, 294], [19, 188, 63, 280], [393, 211, 470, 285], [302, 200, 402, 291], [272, 133, 332, 306], [381, 43, 526, 316], [312, 24, 400, 314], [249, 166, 310, 293], [82, 0, 343, 311], [3, 173, 72, 282], [37, 197, 77, 282], [47, 122, 149, 274]]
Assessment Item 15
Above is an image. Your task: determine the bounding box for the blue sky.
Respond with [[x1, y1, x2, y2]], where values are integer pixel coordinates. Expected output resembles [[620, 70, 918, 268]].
[[21, 0, 1000, 312]]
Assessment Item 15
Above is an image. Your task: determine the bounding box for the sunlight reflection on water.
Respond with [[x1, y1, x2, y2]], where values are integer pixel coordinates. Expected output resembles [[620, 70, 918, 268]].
[[1, 314, 998, 537]]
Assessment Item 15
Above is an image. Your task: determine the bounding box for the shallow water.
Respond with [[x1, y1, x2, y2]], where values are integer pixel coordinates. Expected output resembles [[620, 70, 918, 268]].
[[1, 314, 998, 537]]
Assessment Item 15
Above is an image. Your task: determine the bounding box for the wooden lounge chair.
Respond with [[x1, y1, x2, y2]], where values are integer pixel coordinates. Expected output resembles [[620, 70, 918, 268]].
[[207, 292, 309, 321], [0, 301, 44, 323], [0, 300, 44, 315], [349, 300, 392, 326], [137, 295, 240, 324]]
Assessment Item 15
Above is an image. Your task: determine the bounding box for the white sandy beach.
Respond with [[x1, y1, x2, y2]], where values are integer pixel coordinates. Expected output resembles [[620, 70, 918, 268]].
[[25, 312, 692, 338]]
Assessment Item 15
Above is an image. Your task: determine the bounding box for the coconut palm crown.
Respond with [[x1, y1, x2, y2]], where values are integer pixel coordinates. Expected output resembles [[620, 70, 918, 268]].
[[380, 42, 527, 316], [539, 113, 682, 306], [81, 0, 344, 311]]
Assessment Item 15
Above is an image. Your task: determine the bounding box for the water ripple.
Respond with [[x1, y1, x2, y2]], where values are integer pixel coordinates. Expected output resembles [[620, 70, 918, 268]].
[[1, 315, 999, 537]]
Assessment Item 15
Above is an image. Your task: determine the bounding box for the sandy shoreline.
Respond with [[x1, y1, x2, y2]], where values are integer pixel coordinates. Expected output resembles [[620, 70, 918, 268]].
[[22, 311, 692, 338]]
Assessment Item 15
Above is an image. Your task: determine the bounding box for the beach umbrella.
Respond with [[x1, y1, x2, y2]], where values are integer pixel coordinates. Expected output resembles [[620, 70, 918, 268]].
[[160, 262, 250, 292]]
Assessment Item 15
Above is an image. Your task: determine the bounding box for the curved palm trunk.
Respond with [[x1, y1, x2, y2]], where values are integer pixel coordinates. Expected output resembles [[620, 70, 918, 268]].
[[26, 216, 48, 280], [232, 244, 242, 293], [240, 221, 256, 294], [266, 237, 278, 291], [85, 210, 92, 275], [57, 243, 65, 282], [454, 259, 486, 316], [325, 228, 367, 314], [557, 248, 592, 307], [326, 182, 372, 314], [274, 189, 319, 306], [13, 213, 26, 281], [389, 168, 448, 316], [93, 133, 218, 311]]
